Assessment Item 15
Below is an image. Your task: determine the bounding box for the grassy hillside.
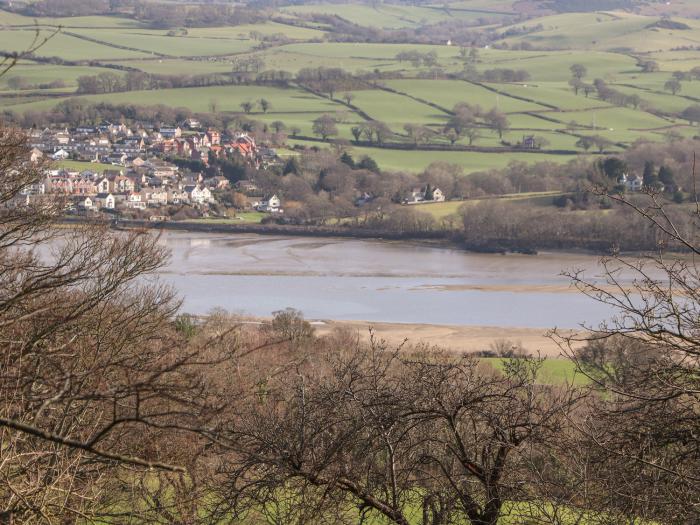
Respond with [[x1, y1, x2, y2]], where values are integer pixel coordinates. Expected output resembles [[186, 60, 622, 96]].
[[2, 3, 699, 174], [498, 11, 700, 52]]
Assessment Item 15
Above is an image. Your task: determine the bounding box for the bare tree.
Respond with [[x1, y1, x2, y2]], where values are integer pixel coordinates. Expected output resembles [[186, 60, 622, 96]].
[[0, 128, 235, 521], [552, 165, 700, 523], [312, 114, 338, 141], [213, 336, 580, 525]]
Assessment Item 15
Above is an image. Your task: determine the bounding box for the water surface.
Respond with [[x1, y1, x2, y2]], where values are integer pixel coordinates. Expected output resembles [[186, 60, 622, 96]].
[[155, 232, 618, 329]]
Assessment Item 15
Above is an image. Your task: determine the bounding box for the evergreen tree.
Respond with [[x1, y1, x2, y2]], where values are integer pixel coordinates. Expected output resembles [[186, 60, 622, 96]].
[[283, 157, 301, 176], [642, 160, 657, 187], [658, 165, 675, 190], [357, 156, 379, 173], [340, 151, 355, 169], [601, 157, 627, 181]]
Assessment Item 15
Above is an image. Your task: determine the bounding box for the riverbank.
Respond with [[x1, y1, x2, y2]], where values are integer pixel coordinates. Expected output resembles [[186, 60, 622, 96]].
[[237, 317, 573, 357], [62, 216, 618, 256], [314, 320, 572, 357]]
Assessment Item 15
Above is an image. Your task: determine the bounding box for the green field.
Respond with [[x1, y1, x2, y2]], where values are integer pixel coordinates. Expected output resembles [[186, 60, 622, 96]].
[[484, 357, 589, 386], [2, 2, 699, 174], [55, 160, 117, 172], [0, 28, 152, 60], [349, 88, 447, 131], [414, 191, 563, 219], [499, 11, 700, 52], [338, 146, 578, 173], [280, 3, 512, 30], [183, 212, 266, 224], [384, 79, 547, 112], [5, 84, 342, 114], [67, 28, 256, 57], [0, 62, 118, 89]]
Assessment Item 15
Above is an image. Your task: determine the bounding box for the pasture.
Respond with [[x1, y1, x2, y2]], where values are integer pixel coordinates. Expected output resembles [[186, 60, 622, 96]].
[[280, 3, 512, 30], [1, 2, 699, 174], [55, 160, 116, 172], [4, 84, 342, 114], [0, 28, 152, 60], [415, 191, 563, 219], [0, 62, 117, 89], [67, 28, 257, 57], [384, 79, 547, 113], [499, 11, 700, 52], [484, 357, 588, 386], [335, 146, 578, 173]]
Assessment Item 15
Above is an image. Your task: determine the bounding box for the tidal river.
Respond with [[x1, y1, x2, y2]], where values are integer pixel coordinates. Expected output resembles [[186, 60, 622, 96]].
[[153, 231, 620, 329]]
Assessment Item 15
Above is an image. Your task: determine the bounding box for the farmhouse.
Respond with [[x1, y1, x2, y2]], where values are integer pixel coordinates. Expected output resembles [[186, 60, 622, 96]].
[[618, 173, 643, 192], [404, 186, 445, 204], [256, 194, 282, 213]]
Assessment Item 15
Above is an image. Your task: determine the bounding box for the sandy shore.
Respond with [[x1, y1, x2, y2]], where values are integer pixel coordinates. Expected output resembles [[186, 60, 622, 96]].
[[312, 320, 573, 357]]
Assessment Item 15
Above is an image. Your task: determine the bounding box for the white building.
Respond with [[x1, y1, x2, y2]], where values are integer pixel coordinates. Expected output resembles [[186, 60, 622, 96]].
[[255, 194, 282, 213], [185, 185, 214, 205], [94, 193, 115, 210]]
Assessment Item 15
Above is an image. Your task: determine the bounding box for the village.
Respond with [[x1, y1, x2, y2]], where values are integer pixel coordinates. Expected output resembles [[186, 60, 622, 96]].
[[17, 118, 461, 225], [20, 119, 284, 219]]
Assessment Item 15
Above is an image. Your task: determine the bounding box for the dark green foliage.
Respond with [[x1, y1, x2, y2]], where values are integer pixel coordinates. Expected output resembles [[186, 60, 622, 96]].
[[215, 158, 247, 182], [340, 151, 355, 169], [357, 156, 379, 173], [169, 157, 207, 173], [658, 165, 675, 188], [283, 157, 301, 176], [680, 105, 700, 125], [642, 161, 657, 187], [601, 157, 627, 181]]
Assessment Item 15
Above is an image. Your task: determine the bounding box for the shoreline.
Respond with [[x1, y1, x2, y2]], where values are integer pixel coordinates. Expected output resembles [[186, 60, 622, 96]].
[[238, 317, 575, 358], [315, 320, 573, 357], [62, 217, 627, 257]]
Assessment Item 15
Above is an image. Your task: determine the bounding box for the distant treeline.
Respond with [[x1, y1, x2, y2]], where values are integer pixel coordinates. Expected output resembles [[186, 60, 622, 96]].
[[76, 71, 238, 94], [73, 66, 372, 96]]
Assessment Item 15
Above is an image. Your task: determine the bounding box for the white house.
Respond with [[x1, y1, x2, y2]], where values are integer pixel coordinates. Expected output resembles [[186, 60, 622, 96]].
[[126, 192, 146, 209], [143, 189, 168, 207], [618, 173, 643, 192], [185, 185, 213, 205], [52, 149, 70, 160], [96, 177, 110, 194], [80, 196, 94, 210], [405, 188, 426, 204], [405, 186, 445, 204], [168, 189, 189, 204], [94, 193, 115, 210], [431, 188, 446, 202], [256, 194, 282, 213]]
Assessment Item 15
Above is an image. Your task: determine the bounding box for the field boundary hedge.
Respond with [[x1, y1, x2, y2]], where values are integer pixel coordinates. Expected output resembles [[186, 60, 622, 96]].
[[294, 134, 581, 154]]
